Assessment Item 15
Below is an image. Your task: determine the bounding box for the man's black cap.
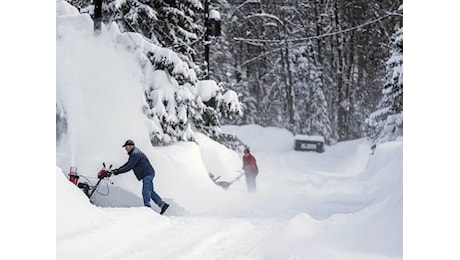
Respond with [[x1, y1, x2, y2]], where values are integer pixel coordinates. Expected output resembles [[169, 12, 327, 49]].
[[122, 139, 135, 147]]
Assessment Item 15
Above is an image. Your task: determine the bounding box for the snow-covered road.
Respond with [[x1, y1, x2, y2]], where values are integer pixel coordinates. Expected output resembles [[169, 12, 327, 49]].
[[57, 126, 402, 260]]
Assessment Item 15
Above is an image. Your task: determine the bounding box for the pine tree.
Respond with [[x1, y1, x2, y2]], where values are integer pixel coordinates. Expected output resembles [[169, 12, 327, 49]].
[[69, 0, 203, 78], [308, 69, 334, 144], [148, 0, 203, 71], [64, 0, 244, 148], [368, 9, 403, 146]]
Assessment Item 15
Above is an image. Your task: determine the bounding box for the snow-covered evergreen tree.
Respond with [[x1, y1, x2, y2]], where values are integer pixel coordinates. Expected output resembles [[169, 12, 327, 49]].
[[190, 80, 244, 150], [368, 7, 403, 146], [114, 28, 243, 146], [145, 0, 203, 71], [308, 69, 334, 144], [60, 0, 243, 148], [291, 44, 334, 144], [70, 0, 203, 74]]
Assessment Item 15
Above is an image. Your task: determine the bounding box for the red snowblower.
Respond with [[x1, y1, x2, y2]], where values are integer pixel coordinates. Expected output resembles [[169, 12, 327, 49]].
[[208, 171, 244, 190], [68, 163, 113, 199]]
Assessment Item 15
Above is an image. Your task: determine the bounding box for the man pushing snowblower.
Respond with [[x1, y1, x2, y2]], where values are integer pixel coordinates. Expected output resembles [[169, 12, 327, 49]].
[[242, 147, 259, 192], [208, 147, 259, 192], [110, 139, 169, 215]]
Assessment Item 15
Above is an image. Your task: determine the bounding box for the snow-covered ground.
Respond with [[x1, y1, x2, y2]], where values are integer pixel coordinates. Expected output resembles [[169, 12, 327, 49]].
[[54, 2, 400, 259], [57, 126, 402, 260]]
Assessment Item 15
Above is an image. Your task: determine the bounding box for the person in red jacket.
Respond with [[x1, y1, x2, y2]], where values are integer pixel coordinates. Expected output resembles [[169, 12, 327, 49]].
[[242, 147, 259, 192]]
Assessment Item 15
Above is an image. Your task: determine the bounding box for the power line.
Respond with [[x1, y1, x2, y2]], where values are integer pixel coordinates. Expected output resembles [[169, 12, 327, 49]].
[[234, 12, 396, 44], [235, 12, 399, 67]]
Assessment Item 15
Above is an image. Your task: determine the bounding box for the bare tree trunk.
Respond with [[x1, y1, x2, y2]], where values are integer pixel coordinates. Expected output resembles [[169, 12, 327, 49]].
[[333, 0, 347, 141], [281, 14, 295, 125]]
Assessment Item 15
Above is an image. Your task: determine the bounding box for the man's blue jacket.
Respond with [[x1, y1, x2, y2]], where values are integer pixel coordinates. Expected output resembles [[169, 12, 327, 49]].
[[117, 147, 155, 181]]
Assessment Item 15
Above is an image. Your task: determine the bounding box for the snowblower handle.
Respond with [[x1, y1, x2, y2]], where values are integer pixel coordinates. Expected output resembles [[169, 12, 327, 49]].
[[99, 171, 108, 179]]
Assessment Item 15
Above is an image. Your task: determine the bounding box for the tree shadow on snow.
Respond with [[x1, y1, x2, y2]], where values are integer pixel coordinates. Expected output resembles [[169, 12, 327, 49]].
[[90, 186, 144, 208], [90, 186, 188, 216]]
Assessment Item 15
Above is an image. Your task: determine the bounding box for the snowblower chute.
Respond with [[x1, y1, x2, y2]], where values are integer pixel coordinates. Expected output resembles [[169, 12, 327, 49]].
[[208, 171, 244, 190]]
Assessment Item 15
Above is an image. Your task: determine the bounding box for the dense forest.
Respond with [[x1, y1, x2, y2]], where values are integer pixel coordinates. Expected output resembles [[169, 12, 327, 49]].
[[64, 0, 403, 146]]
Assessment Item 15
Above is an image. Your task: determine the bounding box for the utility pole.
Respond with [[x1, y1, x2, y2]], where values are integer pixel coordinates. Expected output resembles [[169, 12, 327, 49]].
[[204, 0, 210, 79], [203, 0, 221, 80], [94, 0, 103, 33]]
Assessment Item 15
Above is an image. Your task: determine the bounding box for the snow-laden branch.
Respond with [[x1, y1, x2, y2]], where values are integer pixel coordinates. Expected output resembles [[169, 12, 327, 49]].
[[246, 12, 282, 24], [230, 0, 261, 18]]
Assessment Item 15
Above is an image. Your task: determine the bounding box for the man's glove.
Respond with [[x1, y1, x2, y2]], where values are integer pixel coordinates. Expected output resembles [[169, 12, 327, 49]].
[[111, 169, 120, 176]]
